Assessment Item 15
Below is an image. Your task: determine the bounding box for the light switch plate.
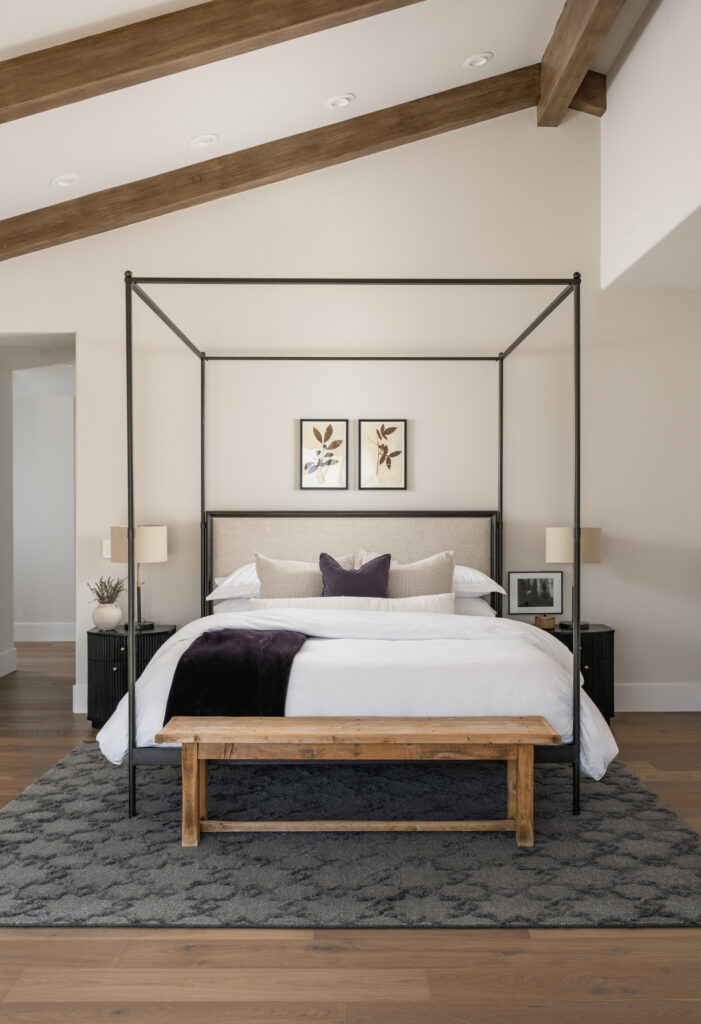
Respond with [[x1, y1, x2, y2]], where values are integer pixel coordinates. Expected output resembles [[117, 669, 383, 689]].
[[102, 539, 111, 559]]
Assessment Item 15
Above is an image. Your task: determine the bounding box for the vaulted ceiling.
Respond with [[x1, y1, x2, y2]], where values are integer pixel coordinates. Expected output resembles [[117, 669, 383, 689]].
[[0, 0, 645, 260]]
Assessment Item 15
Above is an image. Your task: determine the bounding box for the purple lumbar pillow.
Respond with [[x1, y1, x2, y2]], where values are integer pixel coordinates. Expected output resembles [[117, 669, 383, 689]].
[[319, 552, 391, 598]]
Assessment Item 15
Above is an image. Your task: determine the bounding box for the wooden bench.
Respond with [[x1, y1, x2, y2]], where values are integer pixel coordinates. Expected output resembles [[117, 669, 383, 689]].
[[155, 716, 561, 848]]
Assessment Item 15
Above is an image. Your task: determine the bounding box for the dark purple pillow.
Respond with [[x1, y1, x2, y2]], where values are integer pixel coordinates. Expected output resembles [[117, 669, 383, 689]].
[[319, 552, 391, 598]]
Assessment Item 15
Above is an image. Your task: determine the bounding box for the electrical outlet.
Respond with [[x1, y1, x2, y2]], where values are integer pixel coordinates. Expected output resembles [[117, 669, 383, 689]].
[[102, 539, 111, 559]]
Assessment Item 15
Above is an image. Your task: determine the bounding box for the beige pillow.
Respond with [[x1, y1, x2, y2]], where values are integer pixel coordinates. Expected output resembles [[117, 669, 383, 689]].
[[357, 549, 455, 599], [250, 593, 456, 614], [255, 551, 353, 599]]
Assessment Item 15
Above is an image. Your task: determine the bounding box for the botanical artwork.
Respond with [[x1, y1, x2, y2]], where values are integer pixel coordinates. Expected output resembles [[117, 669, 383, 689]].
[[359, 420, 407, 490], [300, 420, 348, 489]]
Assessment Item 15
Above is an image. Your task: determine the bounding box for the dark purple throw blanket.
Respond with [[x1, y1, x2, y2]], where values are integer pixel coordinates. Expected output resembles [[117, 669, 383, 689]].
[[163, 628, 307, 724]]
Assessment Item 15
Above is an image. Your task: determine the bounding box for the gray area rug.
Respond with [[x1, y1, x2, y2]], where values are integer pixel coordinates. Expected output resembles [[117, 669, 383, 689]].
[[1, 741, 700, 928]]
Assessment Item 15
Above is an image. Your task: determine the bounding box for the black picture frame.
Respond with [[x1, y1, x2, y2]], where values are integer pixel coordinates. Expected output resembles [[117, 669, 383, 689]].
[[358, 419, 407, 490], [299, 419, 349, 490], [508, 570, 563, 615]]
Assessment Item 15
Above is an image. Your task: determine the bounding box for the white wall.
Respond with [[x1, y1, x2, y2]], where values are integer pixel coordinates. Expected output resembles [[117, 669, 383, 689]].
[[0, 338, 74, 676], [601, 0, 701, 287], [0, 108, 699, 711], [0, 370, 15, 676], [13, 364, 75, 641]]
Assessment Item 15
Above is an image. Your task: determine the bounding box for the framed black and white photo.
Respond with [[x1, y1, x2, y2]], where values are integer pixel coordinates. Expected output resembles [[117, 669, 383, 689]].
[[508, 571, 563, 615], [359, 419, 407, 490], [299, 420, 348, 489]]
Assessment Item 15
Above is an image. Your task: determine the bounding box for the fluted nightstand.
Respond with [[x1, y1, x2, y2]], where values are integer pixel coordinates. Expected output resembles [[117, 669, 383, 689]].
[[552, 623, 614, 723], [87, 624, 175, 728]]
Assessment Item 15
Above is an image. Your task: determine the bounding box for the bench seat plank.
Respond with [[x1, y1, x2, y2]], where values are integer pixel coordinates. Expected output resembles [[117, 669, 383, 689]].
[[156, 715, 561, 745]]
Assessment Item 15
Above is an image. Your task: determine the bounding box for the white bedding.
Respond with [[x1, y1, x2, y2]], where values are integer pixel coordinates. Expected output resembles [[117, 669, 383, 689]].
[[97, 610, 618, 779]]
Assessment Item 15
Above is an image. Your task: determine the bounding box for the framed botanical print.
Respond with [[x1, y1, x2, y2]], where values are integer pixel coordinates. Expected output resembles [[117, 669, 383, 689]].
[[358, 420, 407, 490], [299, 420, 348, 489], [508, 571, 563, 615]]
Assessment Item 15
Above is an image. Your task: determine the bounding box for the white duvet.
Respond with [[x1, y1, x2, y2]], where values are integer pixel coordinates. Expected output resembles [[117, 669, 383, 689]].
[[97, 610, 618, 779]]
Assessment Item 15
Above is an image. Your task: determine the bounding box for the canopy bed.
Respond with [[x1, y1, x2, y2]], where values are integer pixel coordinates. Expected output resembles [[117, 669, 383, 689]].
[[113, 271, 600, 819]]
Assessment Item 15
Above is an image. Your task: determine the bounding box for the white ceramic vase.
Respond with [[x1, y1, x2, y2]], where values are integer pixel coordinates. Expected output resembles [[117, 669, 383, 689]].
[[92, 602, 122, 631]]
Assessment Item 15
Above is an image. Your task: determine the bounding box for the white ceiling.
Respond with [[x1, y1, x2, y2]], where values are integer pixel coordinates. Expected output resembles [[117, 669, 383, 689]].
[[1, 0, 568, 220], [0, 0, 651, 224]]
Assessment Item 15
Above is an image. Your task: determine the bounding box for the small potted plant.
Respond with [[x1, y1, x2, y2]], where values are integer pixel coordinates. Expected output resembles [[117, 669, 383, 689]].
[[88, 576, 127, 630]]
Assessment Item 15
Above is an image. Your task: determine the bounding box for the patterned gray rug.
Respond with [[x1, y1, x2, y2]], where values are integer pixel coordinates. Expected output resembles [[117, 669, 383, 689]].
[[1, 741, 700, 928]]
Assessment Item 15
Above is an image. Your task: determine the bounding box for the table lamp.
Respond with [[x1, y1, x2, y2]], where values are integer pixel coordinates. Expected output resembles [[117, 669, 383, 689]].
[[545, 526, 602, 630], [111, 525, 168, 631]]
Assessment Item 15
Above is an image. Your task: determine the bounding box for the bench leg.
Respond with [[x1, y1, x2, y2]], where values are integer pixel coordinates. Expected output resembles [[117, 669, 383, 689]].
[[199, 758, 208, 822], [516, 745, 534, 847], [507, 757, 517, 821], [182, 743, 200, 847]]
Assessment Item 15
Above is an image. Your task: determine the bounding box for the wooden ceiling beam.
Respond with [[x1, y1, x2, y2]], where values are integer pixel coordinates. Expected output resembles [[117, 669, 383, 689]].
[[538, 0, 624, 126], [569, 70, 607, 117], [0, 0, 421, 124], [0, 66, 541, 261]]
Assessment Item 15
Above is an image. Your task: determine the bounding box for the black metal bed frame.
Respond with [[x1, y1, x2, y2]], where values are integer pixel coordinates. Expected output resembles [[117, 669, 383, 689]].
[[123, 272, 583, 817]]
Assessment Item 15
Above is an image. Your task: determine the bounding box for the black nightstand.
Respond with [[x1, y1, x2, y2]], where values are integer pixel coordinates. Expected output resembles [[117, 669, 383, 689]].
[[552, 623, 614, 723], [87, 624, 176, 728]]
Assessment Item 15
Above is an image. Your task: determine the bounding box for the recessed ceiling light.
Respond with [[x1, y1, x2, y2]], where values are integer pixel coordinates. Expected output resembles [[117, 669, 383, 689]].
[[326, 93, 356, 110], [50, 172, 79, 188], [463, 51, 494, 69], [190, 133, 220, 148]]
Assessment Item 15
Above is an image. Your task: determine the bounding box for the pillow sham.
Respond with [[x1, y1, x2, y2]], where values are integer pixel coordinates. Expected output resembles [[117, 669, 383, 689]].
[[357, 549, 505, 598], [249, 593, 456, 614], [320, 552, 390, 598], [356, 549, 455, 599], [455, 596, 497, 617], [255, 551, 354, 599]]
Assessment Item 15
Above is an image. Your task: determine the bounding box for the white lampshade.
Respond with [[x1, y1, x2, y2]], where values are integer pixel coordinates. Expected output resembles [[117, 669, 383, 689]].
[[545, 527, 602, 565], [111, 525, 168, 564]]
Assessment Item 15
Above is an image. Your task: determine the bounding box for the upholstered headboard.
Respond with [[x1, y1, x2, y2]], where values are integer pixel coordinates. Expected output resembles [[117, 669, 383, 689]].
[[206, 510, 498, 602]]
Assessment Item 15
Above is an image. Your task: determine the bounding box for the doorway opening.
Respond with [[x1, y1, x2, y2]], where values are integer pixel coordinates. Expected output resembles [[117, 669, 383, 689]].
[[0, 333, 76, 684]]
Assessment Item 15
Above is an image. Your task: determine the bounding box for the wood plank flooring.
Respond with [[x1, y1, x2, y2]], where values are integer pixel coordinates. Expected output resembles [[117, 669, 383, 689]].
[[0, 642, 700, 1022]]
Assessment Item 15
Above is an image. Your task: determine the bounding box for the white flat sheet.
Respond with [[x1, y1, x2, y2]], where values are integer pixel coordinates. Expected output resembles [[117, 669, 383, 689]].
[[97, 610, 618, 779]]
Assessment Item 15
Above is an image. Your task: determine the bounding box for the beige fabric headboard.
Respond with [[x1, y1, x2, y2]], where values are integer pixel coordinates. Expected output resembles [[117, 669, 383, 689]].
[[207, 512, 496, 589]]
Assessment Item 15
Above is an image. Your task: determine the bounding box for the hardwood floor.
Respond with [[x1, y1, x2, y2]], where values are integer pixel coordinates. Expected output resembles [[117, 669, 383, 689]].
[[1, 643, 700, 1022], [0, 642, 94, 807]]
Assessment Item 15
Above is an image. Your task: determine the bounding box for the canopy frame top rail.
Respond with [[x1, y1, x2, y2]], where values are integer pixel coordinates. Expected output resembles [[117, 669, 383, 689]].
[[123, 271, 583, 818]]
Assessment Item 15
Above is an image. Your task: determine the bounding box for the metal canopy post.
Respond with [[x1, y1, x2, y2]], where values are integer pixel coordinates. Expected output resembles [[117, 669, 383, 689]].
[[124, 271, 582, 817], [124, 272, 137, 817], [200, 354, 207, 619], [572, 271, 582, 814]]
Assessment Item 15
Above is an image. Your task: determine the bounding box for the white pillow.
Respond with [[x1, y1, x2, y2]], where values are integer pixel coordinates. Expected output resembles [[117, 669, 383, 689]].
[[453, 564, 506, 597], [455, 596, 497, 617], [249, 593, 456, 614], [208, 563, 259, 601]]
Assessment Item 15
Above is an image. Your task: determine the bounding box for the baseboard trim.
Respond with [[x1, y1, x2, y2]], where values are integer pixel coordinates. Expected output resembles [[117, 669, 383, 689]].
[[0, 646, 17, 678], [14, 622, 76, 642], [615, 682, 701, 712], [73, 683, 88, 715]]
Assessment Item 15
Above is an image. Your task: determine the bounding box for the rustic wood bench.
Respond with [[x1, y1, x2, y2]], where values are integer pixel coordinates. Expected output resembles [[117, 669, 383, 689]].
[[155, 716, 561, 848]]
